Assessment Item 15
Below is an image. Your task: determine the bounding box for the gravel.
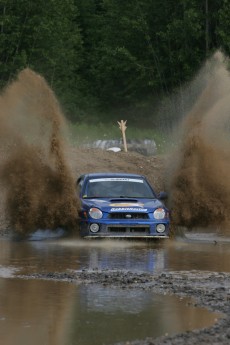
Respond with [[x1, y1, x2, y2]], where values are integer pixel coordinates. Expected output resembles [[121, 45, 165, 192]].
[[19, 269, 230, 345]]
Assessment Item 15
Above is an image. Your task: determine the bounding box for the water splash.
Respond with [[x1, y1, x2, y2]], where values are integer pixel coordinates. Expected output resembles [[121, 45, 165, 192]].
[[28, 228, 66, 241], [0, 68, 79, 235], [168, 52, 230, 232]]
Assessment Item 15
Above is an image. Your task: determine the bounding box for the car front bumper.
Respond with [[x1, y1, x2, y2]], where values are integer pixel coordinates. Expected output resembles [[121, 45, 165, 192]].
[[79, 219, 170, 239]]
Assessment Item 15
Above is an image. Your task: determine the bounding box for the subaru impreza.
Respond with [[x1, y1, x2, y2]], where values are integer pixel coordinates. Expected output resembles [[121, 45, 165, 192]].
[[77, 172, 170, 239]]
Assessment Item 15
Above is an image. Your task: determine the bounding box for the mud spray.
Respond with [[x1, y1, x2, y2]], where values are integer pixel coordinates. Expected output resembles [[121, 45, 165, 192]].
[[168, 52, 230, 232], [0, 68, 79, 235]]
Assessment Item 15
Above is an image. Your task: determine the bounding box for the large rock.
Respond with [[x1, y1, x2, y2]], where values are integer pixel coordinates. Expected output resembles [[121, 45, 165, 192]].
[[83, 139, 157, 156]]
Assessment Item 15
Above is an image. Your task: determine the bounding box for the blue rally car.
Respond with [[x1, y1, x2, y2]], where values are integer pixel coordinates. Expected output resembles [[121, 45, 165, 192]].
[[77, 172, 170, 239]]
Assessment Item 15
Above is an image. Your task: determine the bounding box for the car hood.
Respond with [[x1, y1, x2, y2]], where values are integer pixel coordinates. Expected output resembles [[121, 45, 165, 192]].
[[81, 198, 165, 212]]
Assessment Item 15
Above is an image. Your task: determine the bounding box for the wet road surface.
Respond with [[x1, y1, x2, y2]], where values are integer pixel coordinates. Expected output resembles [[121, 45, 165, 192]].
[[0, 230, 229, 345]]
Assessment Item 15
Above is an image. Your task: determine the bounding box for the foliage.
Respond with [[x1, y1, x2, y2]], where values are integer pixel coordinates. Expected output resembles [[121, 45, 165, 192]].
[[0, 0, 229, 125], [0, 0, 83, 112], [216, 0, 230, 55]]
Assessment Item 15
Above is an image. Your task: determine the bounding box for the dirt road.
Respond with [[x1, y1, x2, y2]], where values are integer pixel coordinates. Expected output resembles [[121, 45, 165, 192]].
[[68, 147, 167, 193], [11, 147, 230, 344]]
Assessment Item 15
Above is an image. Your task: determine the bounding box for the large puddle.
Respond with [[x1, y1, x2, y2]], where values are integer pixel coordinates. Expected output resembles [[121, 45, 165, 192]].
[[1, 231, 230, 274], [0, 278, 220, 345], [0, 231, 228, 344]]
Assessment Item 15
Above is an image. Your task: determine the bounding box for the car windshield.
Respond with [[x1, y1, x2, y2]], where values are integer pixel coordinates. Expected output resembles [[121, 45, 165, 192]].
[[83, 177, 156, 198]]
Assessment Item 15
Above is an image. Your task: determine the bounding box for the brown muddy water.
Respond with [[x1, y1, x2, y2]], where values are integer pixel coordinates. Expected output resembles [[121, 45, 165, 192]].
[[0, 231, 227, 345]]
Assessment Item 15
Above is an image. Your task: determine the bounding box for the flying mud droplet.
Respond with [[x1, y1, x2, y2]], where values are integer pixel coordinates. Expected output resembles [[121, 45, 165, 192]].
[[0, 68, 79, 235], [168, 52, 230, 231]]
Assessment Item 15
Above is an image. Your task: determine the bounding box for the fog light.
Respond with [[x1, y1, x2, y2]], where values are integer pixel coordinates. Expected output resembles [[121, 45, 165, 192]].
[[156, 224, 165, 233], [90, 223, 100, 233]]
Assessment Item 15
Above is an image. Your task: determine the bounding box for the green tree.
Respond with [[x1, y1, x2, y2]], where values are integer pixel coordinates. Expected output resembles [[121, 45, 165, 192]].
[[0, 0, 84, 119], [75, 0, 209, 120], [76, 0, 162, 107], [216, 0, 230, 55], [0, 0, 227, 124]]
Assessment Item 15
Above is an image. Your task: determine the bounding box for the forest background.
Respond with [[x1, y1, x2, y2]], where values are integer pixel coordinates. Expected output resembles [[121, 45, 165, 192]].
[[0, 0, 229, 143]]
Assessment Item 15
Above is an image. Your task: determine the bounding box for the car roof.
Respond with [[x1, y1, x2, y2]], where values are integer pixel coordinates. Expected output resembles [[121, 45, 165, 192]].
[[80, 172, 146, 180]]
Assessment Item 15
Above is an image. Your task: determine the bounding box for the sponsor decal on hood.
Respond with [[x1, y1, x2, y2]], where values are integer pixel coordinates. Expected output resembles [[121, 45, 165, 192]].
[[111, 207, 147, 212]]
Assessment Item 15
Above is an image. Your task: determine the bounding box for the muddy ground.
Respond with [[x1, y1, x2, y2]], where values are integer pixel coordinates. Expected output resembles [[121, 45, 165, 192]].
[[68, 146, 167, 193], [23, 269, 230, 345], [11, 147, 230, 345]]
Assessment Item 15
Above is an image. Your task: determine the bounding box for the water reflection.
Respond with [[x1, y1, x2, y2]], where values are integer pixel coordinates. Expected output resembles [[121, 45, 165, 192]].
[[0, 234, 228, 344], [84, 245, 165, 272], [0, 278, 220, 345], [0, 238, 167, 275], [0, 278, 74, 345], [1, 233, 230, 274], [165, 233, 230, 272]]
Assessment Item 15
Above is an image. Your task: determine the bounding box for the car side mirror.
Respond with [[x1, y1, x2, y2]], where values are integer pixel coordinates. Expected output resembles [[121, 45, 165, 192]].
[[158, 191, 168, 200]]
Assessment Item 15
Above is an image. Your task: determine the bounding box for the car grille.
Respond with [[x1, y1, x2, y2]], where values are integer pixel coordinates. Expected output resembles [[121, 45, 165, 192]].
[[109, 213, 149, 219], [108, 226, 150, 233]]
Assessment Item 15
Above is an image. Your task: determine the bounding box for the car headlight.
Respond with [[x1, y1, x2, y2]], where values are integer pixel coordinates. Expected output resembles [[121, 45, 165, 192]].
[[89, 207, 103, 219], [153, 208, 166, 220]]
